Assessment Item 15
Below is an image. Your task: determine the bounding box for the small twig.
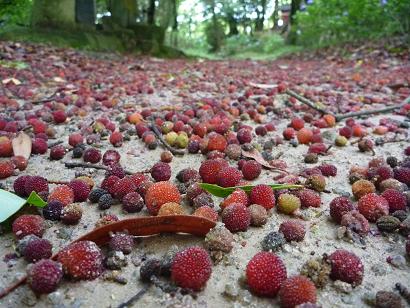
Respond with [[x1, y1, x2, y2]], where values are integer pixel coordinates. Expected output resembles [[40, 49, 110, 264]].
[[286, 89, 332, 115], [47, 180, 69, 185], [0, 277, 26, 299], [47, 140, 64, 148], [149, 124, 185, 156], [334, 95, 410, 122], [64, 161, 133, 175], [116, 284, 151, 308]]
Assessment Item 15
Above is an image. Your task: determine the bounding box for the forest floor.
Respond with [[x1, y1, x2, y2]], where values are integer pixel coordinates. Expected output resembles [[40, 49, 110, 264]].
[[0, 40, 409, 308]]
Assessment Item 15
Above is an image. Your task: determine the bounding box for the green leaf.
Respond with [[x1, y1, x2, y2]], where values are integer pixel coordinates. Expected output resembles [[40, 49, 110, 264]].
[[0, 190, 46, 223], [199, 183, 303, 198]]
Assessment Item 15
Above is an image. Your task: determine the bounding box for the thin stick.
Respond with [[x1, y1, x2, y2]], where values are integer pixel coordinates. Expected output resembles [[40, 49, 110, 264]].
[[48, 140, 64, 148], [116, 284, 151, 308], [64, 162, 133, 175], [149, 124, 185, 156], [0, 277, 27, 299], [334, 95, 410, 121], [286, 89, 331, 115]]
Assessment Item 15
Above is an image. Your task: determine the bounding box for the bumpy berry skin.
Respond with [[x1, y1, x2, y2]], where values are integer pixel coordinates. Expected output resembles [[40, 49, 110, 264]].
[[88, 188, 108, 203], [277, 194, 301, 215], [329, 249, 364, 285], [68, 133, 84, 147], [14, 175, 31, 197], [340, 210, 370, 235], [249, 184, 276, 210], [237, 128, 252, 144], [246, 252, 287, 297], [279, 275, 317, 308], [297, 189, 321, 208], [358, 193, 389, 222], [98, 194, 114, 210], [193, 206, 218, 222], [49, 145, 66, 160], [158, 202, 184, 216], [318, 164, 337, 177], [24, 176, 49, 195], [23, 238, 52, 263], [42, 200, 64, 221], [151, 162, 171, 182], [0, 160, 14, 179], [12, 215, 46, 239], [32, 138, 48, 154], [279, 220, 306, 242], [217, 166, 242, 187], [48, 185, 74, 206], [381, 189, 407, 213], [112, 176, 137, 201], [352, 179, 376, 200], [27, 259, 63, 294], [122, 192, 144, 213], [199, 159, 229, 184], [57, 241, 104, 280], [241, 160, 262, 180], [171, 246, 212, 291], [83, 148, 102, 164], [145, 181, 181, 215], [61, 203, 83, 225], [305, 174, 326, 192], [69, 179, 90, 202], [220, 188, 249, 210], [109, 233, 134, 254], [394, 167, 410, 185], [207, 133, 227, 152], [222, 203, 251, 232], [329, 196, 355, 223], [101, 175, 120, 195]]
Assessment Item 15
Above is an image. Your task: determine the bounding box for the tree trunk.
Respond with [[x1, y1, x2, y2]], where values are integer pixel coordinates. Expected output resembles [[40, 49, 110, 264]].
[[255, 0, 266, 31], [290, 0, 301, 25], [227, 13, 239, 36], [147, 0, 156, 25], [32, 0, 76, 28], [171, 0, 178, 47], [108, 0, 137, 28], [272, 0, 279, 29]]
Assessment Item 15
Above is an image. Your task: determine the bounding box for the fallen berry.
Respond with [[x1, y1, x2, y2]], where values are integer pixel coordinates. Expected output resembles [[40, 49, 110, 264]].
[[249, 184, 276, 210], [199, 159, 229, 184], [23, 237, 52, 263], [109, 233, 134, 254], [122, 192, 144, 213], [83, 148, 102, 164], [329, 249, 364, 285], [158, 202, 184, 216], [279, 220, 306, 242], [42, 200, 64, 221], [145, 181, 181, 215], [297, 189, 321, 208], [193, 206, 218, 222], [61, 203, 83, 225], [48, 185, 74, 206], [241, 160, 262, 180], [222, 203, 251, 232], [329, 196, 355, 223], [24, 176, 49, 195], [358, 193, 389, 222], [220, 188, 249, 210], [279, 275, 317, 308], [0, 160, 14, 179], [12, 215, 45, 239], [27, 259, 63, 294], [69, 179, 90, 202], [352, 179, 376, 200], [277, 193, 301, 215], [151, 162, 171, 182], [217, 166, 242, 187]]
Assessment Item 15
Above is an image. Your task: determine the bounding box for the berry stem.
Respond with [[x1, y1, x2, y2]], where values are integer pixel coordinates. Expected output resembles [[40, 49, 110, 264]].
[[149, 123, 185, 156], [116, 284, 151, 308]]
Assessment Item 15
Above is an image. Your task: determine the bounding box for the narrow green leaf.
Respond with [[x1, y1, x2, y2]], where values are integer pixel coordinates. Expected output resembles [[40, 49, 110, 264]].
[[0, 189, 27, 223], [26, 191, 47, 208], [199, 183, 303, 198], [0, 190, 47, 223]]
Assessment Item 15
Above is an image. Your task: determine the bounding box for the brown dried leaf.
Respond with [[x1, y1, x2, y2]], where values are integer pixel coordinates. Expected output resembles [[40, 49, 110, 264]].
[[242, 149, 287, 173], [12, 132, 32, 160], [249, 82, 277, 89]]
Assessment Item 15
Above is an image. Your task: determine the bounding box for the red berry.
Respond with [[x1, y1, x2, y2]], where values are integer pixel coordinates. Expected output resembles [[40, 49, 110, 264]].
[[27, 259, 63, 294], [246, 252, 287, 297], [358, 193, 389, 222], [220, 188, 249, 210], [32, 138, 48, 154], [23, 238, 52, 263], [105, 163, 125, 178], [199, 159, 229, 184], [49, 145, 66, 160], [101, 175, 120, 194], [237, 128, 252, 144], [222, 203, 251, 232], [297, 128, 313, 144], [339, 126, 352, 139], [0, 160, 14, 179], [290, 117, 305, 130], [151, 162, 171, 182], [0, 137, 13, 157], [68, 133, 83, 147], [241, 160, 262, 180], [307, 143, 327, 154], [24, 176, 49, 195], [83, 148, 101, 164], [69, 179, 90, 202], [12, 215, 45, 239], [297, 189, 321, 208], [279, 220, 306, 242], [109, 233, 134, 254], [102, 149, 121, 166], [171, 246, 212, 291], [318, 164, 337, 177], [207, 133, 227, 152], [394, 167, 410, 185], [145, 181, 181, 215], [193, 206, 218, 222], [57, 241, 104, 280], [381, 189, 407, 213], [122, 192, 144, 213], [340, 210, 370, 235], [14, 175, 31, 196], [217, 166, 242, 187], [279, 275, 317, 308], [112, 176, 137, 201], [283, 127, 295, 140], [329, 249, 364, 285], [11, 155, 28, 170], [329, 196, 355, 223], [255, 126, 267, 136], [48, 185, 75, 206], [52, 110, 67, 124], [109, 131, 123, 147], [249, 184, 275, 210]]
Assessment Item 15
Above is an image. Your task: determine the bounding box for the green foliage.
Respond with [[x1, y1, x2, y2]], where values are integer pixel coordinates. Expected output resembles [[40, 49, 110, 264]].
[[204, 19, 225, 52], [0, 0, 32, 26], [295, 0, 410, 47]]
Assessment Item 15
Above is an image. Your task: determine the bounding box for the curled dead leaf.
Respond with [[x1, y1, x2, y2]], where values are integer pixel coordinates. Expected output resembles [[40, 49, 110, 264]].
[[242, 149, 288, 173], [12, 132, 32, 160]]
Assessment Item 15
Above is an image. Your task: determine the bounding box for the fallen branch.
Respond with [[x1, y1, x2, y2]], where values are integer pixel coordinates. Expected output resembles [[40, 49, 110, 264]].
[[286, 89, 331, 115], [117, 284, 151, 308], [149, 124, 185, 156], [31, 89, 59, 105], [64, 162, 133, 175], [334, 95, 410, 122]]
